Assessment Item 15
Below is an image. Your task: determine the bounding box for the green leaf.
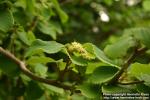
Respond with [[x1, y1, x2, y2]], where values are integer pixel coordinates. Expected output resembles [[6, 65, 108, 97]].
[[51, 0, 68, 23], [102, 85, 131, 93], [25, 39, 64, 57], [104, 37, 136, 58], [133, 28, 150, 48], [16, 26, 30, 45], [69, 55, 88, 66], [83, 43, 96, 59], [57, 9, 69, 23], [124, 28, 150, 48], [138, 74, 150, 87], [14, 0, 26, 9], [56, 60, 66, 70], [0, 9, 14, 32], [42, 84, 64, 94], [66, 50, 88, 66], [34, 64, 48, 78], [129, 63, 150, 76], [129, 63, 150, 86], [78, 83, 101, 98], [89, 66, 118, 84], [27, 31, 36, 44], [37, 21, 57, 40], [26, 0, 35, 14], [92, 44, 120, 68], [0, 54, 20, 77], [86, 62, 108, 74], [25, 81, 44, 100], [143, 0, 150, 11], [20, 74, 31, 85], [26, 56, 55, 65]]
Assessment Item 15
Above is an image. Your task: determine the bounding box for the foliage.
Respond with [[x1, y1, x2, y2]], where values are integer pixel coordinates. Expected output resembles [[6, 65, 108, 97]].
[[0, 0, 150, 99]]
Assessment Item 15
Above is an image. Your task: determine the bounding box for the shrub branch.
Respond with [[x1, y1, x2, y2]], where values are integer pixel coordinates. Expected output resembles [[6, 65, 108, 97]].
[[58, 58, 71, 82], [108, 47, 148, 84], [28, 16, 38, 31], [0, 47, 73, 90]]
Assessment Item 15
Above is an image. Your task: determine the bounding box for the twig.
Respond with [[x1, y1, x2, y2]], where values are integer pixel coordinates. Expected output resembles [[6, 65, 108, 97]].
[[59, 58, 71, 82], [0, 47, 72, 90], [108, 47, 148, 84], [117, 81, 144, 85], [28, 16, 38, 31]]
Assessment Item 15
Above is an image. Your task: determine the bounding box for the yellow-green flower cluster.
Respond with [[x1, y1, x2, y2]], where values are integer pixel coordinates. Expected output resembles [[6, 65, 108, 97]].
[[67, 42, 95, 60]]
